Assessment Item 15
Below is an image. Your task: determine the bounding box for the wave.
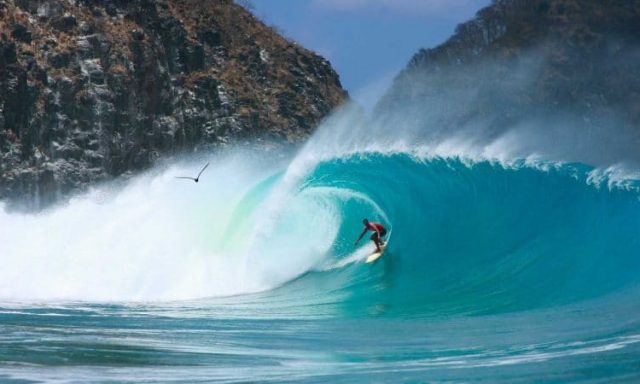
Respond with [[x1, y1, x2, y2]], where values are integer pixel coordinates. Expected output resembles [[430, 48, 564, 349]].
[[285, 154, 640, 318], [2, 147, 640, 321]]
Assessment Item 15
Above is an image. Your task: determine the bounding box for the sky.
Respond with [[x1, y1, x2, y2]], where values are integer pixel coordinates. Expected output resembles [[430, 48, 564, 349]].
[[250, 0, 491, 110]]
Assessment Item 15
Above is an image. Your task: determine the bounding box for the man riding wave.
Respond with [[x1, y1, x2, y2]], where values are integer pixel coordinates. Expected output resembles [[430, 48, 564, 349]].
[[355, 218, 387, 252]]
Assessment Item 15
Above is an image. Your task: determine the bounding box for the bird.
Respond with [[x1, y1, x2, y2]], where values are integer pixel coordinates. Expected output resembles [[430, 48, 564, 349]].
[[175, 162, 209, 183]]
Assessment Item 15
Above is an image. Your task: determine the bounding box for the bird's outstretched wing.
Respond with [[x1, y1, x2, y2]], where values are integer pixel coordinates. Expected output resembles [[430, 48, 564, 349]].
[[197, 162, 210, 179], [175, 176, 196, 181]]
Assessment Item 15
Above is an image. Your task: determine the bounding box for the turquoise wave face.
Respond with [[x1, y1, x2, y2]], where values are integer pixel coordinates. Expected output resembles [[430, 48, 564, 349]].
[[261, 154, 640, 318]]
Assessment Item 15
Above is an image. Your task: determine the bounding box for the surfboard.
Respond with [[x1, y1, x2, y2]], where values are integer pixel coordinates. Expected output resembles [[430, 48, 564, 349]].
[[365, 242, 387, 263]]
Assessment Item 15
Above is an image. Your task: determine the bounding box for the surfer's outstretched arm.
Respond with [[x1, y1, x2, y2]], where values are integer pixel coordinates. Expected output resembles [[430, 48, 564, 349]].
[[354, 228, 367, 245]]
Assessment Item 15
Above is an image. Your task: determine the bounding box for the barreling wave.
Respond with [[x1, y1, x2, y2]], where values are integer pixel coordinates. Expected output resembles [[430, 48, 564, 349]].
[[268, 153, 640, 318], [3, 147, 640, 322]]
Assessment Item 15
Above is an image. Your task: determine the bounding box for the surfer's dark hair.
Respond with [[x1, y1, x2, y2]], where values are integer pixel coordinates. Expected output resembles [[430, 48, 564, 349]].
[[363, 218, 369, 224]]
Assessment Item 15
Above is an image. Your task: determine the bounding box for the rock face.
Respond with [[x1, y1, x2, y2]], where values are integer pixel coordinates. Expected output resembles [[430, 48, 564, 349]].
[[0, 0, 347, 210], [378, 0, 640, 140]]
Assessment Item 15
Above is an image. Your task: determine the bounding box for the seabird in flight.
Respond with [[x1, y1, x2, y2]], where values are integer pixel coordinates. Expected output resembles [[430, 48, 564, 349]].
[[175, 162, 209, 183]]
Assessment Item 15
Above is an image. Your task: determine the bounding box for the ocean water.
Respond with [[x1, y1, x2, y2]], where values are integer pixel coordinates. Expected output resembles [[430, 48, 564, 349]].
[[2, 110, 640, 382]]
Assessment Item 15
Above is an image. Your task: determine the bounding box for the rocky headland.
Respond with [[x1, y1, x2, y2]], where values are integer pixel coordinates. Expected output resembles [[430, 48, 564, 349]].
[[378, 0, 640, 144], [0, 0, 347, 210]]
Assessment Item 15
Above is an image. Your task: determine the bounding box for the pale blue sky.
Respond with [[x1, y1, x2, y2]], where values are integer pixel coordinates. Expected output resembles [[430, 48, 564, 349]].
[[251, 0, 490, 109]]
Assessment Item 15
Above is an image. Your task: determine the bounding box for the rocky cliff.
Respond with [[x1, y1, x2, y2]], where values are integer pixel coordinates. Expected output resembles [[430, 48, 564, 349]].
[[0, 0, 347, 209], [378, 0, 640, 142]]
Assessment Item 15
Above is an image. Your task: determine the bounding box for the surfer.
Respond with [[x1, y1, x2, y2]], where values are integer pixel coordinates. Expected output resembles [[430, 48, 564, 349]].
[[355, 219, 387, 252]]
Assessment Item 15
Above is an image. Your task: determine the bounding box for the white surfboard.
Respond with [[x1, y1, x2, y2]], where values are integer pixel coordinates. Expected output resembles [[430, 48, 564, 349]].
[[365, 242, 387, 263]]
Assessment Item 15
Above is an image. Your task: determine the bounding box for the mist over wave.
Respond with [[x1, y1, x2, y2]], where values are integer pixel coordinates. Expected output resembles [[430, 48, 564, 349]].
[[3, 26, 640, 306], [3, 71, 640, 384], [2, 100, 640, 309]]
